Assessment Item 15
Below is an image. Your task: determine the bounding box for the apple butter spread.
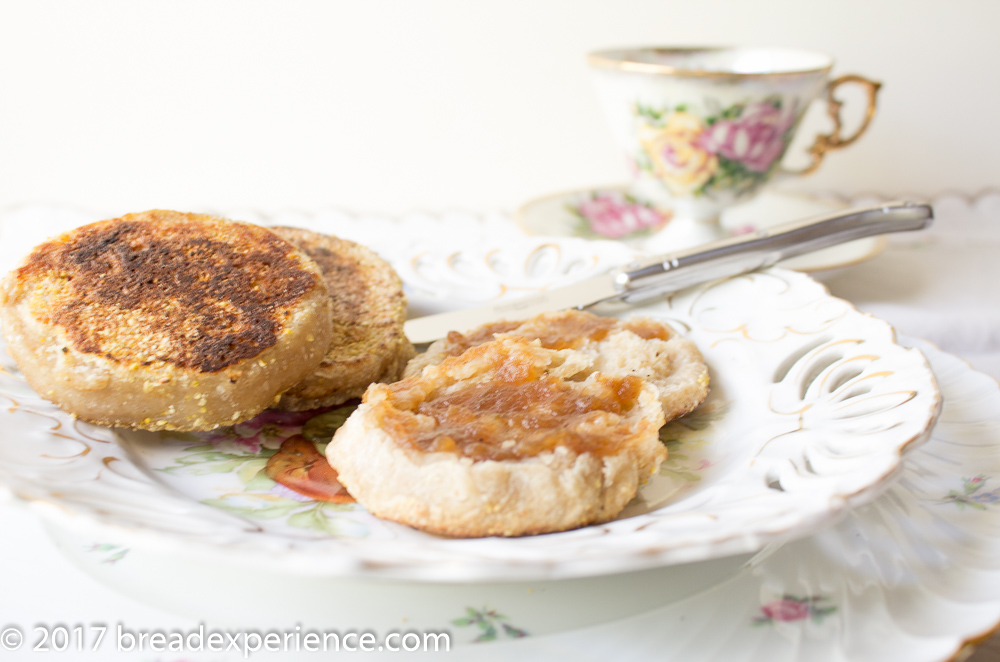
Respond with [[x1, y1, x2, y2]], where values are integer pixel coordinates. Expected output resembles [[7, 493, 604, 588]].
[[437, 311, 671, 354], [512, 311, 672, 350], [372, 336, 654, 462], [400, 309, 709, 425], [403, 309, 677, 379]]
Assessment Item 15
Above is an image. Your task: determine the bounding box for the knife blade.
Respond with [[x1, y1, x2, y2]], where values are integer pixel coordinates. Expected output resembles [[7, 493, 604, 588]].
[[403, 201, 933, 344]]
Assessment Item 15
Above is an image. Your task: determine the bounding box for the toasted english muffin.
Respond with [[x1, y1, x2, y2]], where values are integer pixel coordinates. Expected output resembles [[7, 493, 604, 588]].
[[328, 336, 666, 537], [0, 210, 332, 431], [403, 309, 709, 421], [268, 227, 414, 410]]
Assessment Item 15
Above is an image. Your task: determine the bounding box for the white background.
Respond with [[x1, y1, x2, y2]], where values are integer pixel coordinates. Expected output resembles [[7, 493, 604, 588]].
[[0, 0, 995, 217]]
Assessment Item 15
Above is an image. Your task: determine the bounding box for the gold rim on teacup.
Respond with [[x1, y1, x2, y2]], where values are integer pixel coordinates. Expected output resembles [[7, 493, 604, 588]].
[[587, 46, 834, 78]]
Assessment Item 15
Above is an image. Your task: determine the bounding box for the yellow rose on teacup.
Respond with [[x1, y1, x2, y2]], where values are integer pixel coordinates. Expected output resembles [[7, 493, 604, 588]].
[[638, 111, 718, 196]]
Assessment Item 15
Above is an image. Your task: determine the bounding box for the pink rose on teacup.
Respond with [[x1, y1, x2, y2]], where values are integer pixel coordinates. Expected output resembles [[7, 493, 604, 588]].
[[573, 191, 669, 239], [702, 101, 797, 173]]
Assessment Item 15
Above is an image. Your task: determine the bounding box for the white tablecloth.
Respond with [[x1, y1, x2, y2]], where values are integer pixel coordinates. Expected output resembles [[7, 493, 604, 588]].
[[818, 192, 1000, 380], [1, 192, 998, 661]]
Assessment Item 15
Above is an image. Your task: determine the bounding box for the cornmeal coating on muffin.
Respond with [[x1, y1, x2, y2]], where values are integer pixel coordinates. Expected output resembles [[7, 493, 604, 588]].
[[328, 336, 666, 537], [0, 210, 332, 431], [269, 227, 414, 411], [403, 309, 709, 421]]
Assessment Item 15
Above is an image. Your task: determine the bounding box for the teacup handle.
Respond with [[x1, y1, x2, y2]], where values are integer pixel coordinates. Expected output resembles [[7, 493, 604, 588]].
[[783, 74, 882, 176]]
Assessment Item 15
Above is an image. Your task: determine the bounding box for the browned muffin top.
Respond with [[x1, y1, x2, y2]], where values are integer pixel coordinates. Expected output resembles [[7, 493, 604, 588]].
[[270, 227, 370, 324], [269, 226, 407, 329], [14, 210, 322, 372]]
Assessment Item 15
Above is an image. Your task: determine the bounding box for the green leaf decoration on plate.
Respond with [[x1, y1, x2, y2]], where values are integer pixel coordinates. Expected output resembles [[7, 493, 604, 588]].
[[302, 403, 359, 443], [944, 475, 1000, 510], [451, 607, 528, 643], [658, 402, 730, 482], [85, 543, 129, 565], [286, 503, 368, 537], [243, 466, 277, 492], [159, 448, 277, 476], [201, 496, 307, 520]]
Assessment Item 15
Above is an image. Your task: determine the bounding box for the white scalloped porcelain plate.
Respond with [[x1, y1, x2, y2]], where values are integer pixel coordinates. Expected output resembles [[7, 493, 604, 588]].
[[42, 340, 1000, 657], [0, 207, 940, 584]]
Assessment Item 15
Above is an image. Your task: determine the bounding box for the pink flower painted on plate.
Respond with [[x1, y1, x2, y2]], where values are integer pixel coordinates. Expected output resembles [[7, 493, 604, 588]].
[[200, 408, 322, 454], [762, 599, 809, 621], [702, 101, 797, 173], [754, 594, 837, 625], [572, 191, 669, 239]]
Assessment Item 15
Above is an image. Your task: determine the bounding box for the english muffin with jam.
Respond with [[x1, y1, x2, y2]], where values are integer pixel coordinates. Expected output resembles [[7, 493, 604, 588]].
[[0, 210, 332, 431], [404, 309, 709, 422], [328, 336, 666, 537]]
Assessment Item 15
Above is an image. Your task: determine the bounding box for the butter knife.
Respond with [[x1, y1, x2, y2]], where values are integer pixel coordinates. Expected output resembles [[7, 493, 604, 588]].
[[403, 201, 933, 344]]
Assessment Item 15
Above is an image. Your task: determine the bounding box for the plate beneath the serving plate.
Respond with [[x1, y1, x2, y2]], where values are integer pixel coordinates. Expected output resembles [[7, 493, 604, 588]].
[[516, 187, 885, 272], [0, 216, 940, 585]]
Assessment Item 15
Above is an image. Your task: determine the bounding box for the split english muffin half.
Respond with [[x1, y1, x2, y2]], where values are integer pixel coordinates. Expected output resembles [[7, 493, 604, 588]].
[[327, 335, 668, 537], [404, 309, 710, 422]]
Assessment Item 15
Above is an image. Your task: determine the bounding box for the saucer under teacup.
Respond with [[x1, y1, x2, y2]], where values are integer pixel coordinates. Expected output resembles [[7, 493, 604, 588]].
[[514, 185, 886, 272]]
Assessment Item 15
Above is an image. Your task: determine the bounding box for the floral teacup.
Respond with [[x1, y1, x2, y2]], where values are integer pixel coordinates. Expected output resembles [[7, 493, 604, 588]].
[[588, 47, 880, 248]]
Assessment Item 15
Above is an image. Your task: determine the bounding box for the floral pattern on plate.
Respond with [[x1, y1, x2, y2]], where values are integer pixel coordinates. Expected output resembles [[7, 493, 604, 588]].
[[452, 607, 529, 642], [656, 401, 728, 483], [84, 543, 129, 565], [753, 594, 837, 626], [943, 475, 1000, 510], [157, 405, 363, 537], [566, 190, 670, 240]]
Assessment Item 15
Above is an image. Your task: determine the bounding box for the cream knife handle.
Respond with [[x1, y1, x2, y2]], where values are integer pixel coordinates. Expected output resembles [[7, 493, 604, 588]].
[[613, 201, 933, 302]]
